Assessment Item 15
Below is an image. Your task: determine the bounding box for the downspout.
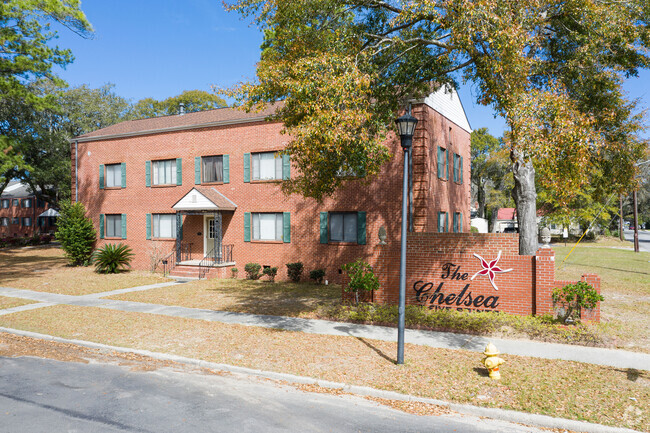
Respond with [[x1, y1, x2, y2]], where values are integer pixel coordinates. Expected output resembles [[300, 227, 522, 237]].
[[75, 140, 79, 203]]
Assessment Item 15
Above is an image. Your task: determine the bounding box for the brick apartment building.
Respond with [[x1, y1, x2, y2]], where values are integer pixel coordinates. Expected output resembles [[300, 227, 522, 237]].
[[0, 181, 55, 238], [72, 87, 472, 280]]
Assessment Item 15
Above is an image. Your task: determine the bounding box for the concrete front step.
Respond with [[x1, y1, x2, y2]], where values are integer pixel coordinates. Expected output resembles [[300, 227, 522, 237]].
[[168, 265, 222, 280]]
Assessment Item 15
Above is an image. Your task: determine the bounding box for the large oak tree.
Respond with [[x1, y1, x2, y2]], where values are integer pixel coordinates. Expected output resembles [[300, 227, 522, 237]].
[[227, 0, 649, 254]]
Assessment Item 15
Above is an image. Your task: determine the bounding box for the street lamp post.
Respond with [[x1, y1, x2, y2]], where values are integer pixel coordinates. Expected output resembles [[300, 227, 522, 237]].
[[395, 112, 418, 365]]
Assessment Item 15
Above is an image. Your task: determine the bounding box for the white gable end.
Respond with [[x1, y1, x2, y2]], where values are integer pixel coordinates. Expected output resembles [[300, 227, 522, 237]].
[[173, 188, 218, 211], [423, 87, 472, 134]]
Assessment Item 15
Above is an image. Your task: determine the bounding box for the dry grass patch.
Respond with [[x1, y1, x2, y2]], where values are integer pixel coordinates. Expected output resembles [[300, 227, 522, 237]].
[[554, 246, 650, 353], [107, 278, 340, 317], [0, 296, 36, 310], [0, 246, 171, 295], [0, 304, 647, 430]]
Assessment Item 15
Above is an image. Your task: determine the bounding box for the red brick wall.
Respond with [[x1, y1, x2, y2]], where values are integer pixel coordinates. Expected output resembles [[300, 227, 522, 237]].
[[74, 103, 471, 282], [367, 233, 602, 321]]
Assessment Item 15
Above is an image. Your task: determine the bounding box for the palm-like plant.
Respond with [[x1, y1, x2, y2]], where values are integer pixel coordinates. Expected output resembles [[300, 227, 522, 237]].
[[92, 243, 134, 274]]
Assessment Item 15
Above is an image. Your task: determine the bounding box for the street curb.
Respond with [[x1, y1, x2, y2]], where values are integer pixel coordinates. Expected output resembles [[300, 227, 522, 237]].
[[0, 327, 641, 433]]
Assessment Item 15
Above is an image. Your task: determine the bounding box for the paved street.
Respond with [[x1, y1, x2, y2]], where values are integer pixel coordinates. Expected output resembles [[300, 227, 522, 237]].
[[0, 356, 552, 433], [624, 229, 650, 253]]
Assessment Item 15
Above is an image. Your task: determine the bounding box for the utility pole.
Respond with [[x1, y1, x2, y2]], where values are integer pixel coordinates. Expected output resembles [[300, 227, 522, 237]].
[[633, 190, 639, 253], [619, 195, 624, 241]]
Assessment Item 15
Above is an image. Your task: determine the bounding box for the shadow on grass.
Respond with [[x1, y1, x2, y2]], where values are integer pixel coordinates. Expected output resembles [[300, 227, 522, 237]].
[[472, 367, 490, 378], [0, 247, 69, 285], [355, 336, 396, 364], [205, 280, 341, 317]]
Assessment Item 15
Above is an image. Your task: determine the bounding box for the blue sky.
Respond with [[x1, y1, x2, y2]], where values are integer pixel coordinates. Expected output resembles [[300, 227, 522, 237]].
[[54, 0, 649, 139]]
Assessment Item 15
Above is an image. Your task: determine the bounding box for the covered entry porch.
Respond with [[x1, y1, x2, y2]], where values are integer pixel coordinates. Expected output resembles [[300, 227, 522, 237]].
[[169, 187, 237, 278]]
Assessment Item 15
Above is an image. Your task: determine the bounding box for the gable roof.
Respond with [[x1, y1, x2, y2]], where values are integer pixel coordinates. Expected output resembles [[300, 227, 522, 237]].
[[75, 104, 283, 142], [172, 187, 237, 211], [422, 86, 472, 134], [497, 208, 517, 221], [1, 181, 35, 199]]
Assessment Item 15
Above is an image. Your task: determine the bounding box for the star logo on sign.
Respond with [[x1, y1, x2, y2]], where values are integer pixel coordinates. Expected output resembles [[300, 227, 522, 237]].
[[470, 251, 513, 291]]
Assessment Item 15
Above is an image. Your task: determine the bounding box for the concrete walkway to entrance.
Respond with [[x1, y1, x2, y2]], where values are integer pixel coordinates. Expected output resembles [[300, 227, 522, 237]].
[[0, 283, 648, 371]]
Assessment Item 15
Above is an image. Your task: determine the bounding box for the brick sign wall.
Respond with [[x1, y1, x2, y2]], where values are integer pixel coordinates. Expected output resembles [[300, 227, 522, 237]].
[[363, 233, 601, 321]]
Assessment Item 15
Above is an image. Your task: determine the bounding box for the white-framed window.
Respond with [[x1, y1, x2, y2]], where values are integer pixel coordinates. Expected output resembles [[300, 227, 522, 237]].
[[329, 212, 358, 243], [152, 160, 177, 185], [438, 212, 448, 233], [1, 199, 10, 208], [252, 152, 282, 181], [252, 212, 283, 241], [202, 155, 224, 183], [1, 217, 8, 226], [105, 164, 121, 188], [11, 217, 19, 225], [105, 214, 122, 238], [12, 199, 19, 207], [22, 217, 32, 227], [153, 214, 176, 238], [22, 198, 32, 208]]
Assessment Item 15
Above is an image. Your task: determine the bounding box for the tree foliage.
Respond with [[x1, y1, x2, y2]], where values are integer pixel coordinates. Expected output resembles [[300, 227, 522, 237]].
[[131, 90, 227, 119], [0, 0, 91, 108], [1, 0, 91, 197], [227, 0, 650, 253], [470, 128, 512, 219]]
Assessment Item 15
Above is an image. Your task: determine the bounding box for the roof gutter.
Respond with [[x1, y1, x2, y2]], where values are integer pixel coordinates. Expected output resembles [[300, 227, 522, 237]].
[[71, 115, 271, 144]]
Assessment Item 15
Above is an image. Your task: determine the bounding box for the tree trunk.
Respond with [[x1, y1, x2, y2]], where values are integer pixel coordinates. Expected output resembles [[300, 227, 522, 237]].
[[478, 181, 486, 219], [511, 150, 538, 255], [490, 207, 499, 233]]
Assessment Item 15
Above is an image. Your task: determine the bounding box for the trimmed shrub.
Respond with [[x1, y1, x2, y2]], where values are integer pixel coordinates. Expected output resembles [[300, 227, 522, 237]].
[[552, 281, 604, 323], [286, 262, 303, 282], [91, 243, 134, 274], [309, 269, 326, 284], [263, 266, 278, 282], [342, 259, 380, 305], [244, 263, 262, 280], [55, 202, 96, 266], [230, 267, 238, 278]]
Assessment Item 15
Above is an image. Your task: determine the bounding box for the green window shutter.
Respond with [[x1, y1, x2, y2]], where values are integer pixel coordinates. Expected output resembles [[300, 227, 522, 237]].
[[460, 212, 463, 232], [282, 154, 290, 180], [223, 154, 230, 184], [121, 214, 127, 239], [243, 153, 251, 183], [445, 212, 449, 233], [453, 213, 458, 233], [145, 161, 151, 187], [194, 157, 201, 184], [146, 214, 151, 240], [244, 212, 251, 242], [357, 211, 367, 245], [176, 158, 183, 185], [283, 212, 291, 243], [121, 162, 126, 188], [99, 164, 105, 189], [445, 150, 451, 180], [437, 148, 443, 178], [320, 212, 328, 244], [99, 214, 104, 239], [460, 156, 464, 184]]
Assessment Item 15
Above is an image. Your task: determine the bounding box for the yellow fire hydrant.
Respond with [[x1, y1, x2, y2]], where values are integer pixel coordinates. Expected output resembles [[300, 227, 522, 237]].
[[482, 342, 505, 380]]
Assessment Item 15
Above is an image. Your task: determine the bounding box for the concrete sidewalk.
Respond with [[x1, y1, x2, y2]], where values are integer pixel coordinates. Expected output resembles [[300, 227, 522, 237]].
[[0, 284, 648, 371]]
